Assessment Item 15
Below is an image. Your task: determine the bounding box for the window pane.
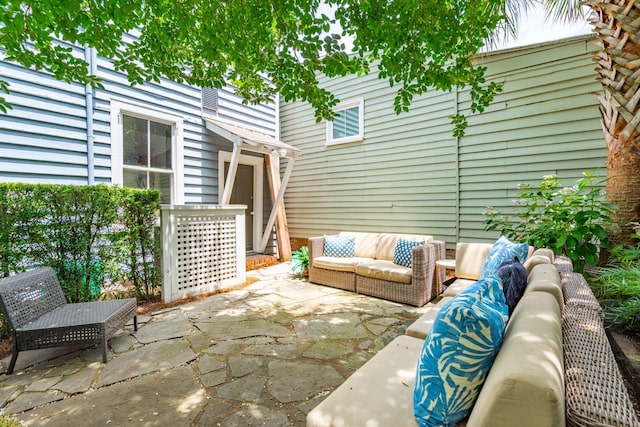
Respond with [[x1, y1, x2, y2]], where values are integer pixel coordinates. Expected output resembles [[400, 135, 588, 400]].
[[150, 121, 172, 169], [123, 169, 147, 190], [123, 115, 148, 166], [149, 172, 172, 204], [332, 106, 360, 139]]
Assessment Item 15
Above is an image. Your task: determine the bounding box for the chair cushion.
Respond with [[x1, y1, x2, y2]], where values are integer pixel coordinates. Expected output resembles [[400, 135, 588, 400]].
[[466, 291, 564, 427], [441, 278, 476, 297], [393, 239, 424, 268], [405, 297, 454, 340], [307, 335, 423, 427], [523, 254, 552, 275], [355, 260, 412, 284], [413, 276, 508, 426], [454, 243, 494, 280], [525, 263, 564, 309], [376, 234, 432, 261], [340, 232, 380, 259], [480, 236, 529, 278], [324, 235, 356, 257], [313, 256, 374, 272]]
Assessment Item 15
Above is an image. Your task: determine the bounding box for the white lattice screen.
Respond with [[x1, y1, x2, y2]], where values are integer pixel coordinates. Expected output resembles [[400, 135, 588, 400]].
[[161, 205, 246, 302]]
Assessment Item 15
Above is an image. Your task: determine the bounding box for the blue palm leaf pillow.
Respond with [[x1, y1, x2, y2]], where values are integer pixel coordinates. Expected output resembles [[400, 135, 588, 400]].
[[413, 275, 509, 427], [480, 236, 529, 278]]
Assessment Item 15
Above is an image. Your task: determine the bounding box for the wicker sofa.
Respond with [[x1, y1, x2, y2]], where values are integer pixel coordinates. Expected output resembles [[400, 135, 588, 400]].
[[307, 242, 640, 427], [308, 232, 446, 307]]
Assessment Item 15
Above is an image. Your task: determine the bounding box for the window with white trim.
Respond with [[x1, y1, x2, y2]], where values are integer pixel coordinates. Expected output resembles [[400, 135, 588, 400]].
[[326, 98, 364, 146], [110, 101, 184, 204]]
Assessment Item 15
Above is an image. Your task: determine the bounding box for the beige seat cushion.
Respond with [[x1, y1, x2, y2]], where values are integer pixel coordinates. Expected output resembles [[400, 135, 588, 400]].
[[442, 278, 476, 297], [355, 260, 412, 284], [313, 256, 374, 273], [454, 243, 493, 280], [526, 264, 563, 309], [466, 291, 564, 427], [405, 297, 454, 339], [306, 335, 422, 427], [339, 232, 380, 259]]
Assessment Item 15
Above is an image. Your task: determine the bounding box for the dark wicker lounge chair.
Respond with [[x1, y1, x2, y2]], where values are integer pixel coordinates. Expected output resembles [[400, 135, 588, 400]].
[[0, 267, 137, 374]]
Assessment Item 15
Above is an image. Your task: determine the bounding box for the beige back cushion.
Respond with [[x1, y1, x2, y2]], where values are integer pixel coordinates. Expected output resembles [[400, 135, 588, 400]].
[[531, 248, 555, 263], [523, 255, 552, 275], [466, 291, 564, 427], [375, 233, 432, 261], [339, 232, 380, 259], [526, 263, 564, 309], [454, 242, 493, 280]]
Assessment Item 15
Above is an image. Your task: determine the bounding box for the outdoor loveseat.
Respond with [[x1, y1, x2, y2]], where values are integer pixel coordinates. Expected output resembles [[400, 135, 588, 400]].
[[308, 232, 446, 306], [0, 267, 138, 374], [307, 242, 640, 427]]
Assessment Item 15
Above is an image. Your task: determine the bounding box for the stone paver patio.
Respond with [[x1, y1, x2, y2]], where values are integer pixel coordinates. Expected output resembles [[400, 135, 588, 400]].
[[0, 263, 431, 426]]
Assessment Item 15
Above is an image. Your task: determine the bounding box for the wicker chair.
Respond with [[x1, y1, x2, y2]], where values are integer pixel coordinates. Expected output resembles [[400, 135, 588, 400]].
[[0, 267, 137, 374]]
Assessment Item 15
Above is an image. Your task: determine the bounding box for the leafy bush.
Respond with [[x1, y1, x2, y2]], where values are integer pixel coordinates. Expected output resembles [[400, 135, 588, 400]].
[[592, 225, 640, 332], [0, 183, 160, 306], [484, 171, 614, 273]]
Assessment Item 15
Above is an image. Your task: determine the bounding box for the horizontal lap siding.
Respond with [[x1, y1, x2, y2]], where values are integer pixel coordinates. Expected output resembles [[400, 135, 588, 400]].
[[1, 41, 277, 204], [0, 45, 90, 184], [280, 35, 607, 248], [457, 36, 606, 242], [281, 65, 458, 244]]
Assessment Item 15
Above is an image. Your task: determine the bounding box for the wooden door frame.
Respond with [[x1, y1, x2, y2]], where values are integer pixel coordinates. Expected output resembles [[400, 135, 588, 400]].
[[218, 151, 264, 251]]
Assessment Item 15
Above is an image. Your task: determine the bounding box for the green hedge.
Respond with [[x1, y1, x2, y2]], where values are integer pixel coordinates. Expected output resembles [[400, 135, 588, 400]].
[[0, 183, 161, 305]]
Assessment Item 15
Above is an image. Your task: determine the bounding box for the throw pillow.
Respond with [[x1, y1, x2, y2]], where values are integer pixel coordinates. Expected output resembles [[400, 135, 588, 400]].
[[393, 238, 424, 268], [323, 235, 356, 257], [496, 257, 528, 315], [414, 276, 509, 427], [480, 236, 529, 278]]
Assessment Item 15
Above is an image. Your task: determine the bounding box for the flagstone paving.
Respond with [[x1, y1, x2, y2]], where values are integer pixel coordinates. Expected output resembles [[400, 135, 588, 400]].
[[0, 263, 431, 426]]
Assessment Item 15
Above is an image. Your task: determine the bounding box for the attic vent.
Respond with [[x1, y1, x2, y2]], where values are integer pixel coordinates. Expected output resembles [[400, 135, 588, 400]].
[[202, 87, 218, 113]]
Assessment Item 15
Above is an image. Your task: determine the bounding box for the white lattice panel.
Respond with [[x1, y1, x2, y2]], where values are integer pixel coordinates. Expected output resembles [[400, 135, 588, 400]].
[[161, 205, 246, 302]]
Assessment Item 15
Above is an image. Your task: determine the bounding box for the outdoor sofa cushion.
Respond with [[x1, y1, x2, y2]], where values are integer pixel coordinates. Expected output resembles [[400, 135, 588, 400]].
[[312, 256, 374, 273], [306, 335, 423, 427], [466, 291, 564, 427], [354, 260, 412, 284], [523, 254, 552, 274], [413, 276, 508, 426]]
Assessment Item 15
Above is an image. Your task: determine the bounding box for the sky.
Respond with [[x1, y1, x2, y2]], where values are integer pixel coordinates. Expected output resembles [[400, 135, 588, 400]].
[[318, 2, 593, 53], [499, 4, 592, 50]]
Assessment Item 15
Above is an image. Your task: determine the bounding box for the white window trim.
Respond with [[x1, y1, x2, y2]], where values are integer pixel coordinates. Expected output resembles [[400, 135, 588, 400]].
[[218, 151, 264, 251], [110, 100, 185, 204], [326, 98, 364, 146]]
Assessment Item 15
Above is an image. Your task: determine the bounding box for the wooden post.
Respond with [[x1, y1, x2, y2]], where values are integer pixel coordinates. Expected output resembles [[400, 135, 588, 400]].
[[265, 154, 292, 261]]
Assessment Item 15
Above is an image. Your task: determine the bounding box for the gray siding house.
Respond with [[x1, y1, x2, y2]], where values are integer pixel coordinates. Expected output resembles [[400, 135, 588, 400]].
[[0, 40, 286, 254], [279, 35, 608, 248]]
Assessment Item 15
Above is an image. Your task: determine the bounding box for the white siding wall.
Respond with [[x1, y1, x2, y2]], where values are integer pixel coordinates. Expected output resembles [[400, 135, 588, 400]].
[[0, 42, 277, 205], [280, 35, 607, 247]]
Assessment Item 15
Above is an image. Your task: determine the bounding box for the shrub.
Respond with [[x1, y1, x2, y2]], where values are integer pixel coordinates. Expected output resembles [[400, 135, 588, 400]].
[[592, 225, 640, 332], [484, 171, 614, 273], [0, 183, 160, 306]]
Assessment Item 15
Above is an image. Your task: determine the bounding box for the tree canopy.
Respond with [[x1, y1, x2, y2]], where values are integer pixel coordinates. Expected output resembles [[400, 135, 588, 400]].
[[0, 0, 515, 134]]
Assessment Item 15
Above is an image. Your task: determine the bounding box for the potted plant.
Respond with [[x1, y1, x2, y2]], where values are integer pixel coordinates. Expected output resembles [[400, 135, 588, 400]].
[[290, 246, 309, 278]]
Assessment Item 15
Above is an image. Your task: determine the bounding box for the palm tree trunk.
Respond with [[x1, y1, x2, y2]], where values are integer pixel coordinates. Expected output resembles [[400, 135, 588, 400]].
[[587, 0, 640, 246]]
